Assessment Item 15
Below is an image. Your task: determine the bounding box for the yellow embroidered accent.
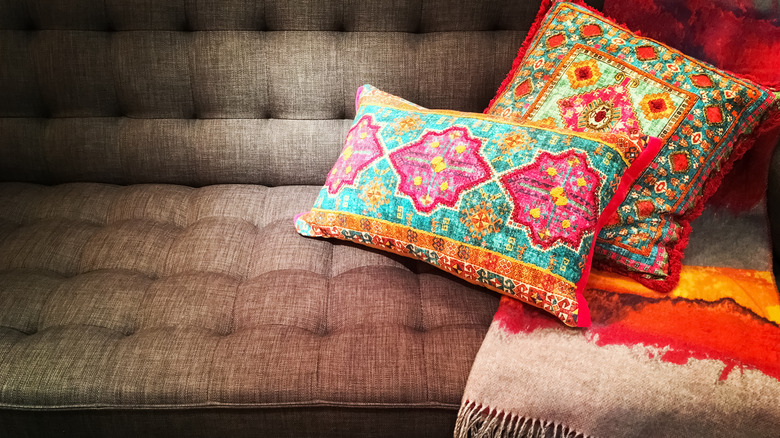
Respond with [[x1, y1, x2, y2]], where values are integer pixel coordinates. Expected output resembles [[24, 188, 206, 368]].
[[413, 176, 422, 186], [456, 144, 466, 154], [550, 187, 568, 206], [547, 167, 558, 176], [639, 92, 676, 121], [440, 181, 449, 191], [430, 140, 440, 148], [562, 219, 571, 229], [530, 208, 541, 218], [431, 156, 447, 173], [343, 145, 353, 159], [577, 177, 586, 187], [345, 165, 352, 174], [565, 58, 601, 89]]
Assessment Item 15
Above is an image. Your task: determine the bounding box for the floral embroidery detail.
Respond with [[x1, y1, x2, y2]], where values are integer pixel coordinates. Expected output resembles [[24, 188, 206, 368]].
[[547, 33, 567, 48], [690, 74, 714, 88], [635, 45, 658, 61], [500, 151, 601, 249], [500, 130, 536, 154], [460, 200, 503, 240], [393, 114, 424, 135], [457, 244, 471, 261], [639, 92, 676, 121], [704, 105, 725, 125], [359, 175, 391, 212], [580, 24, 603, 38], [326, 115, 383, 194], [389, 126, 492, 213], [514, 79, 534, 99], [557, 76, 642, 134], [566, 59, 601, 89]]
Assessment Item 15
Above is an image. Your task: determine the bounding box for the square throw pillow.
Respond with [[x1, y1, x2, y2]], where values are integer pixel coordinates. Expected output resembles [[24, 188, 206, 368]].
[[296, 85, 660, 327], [485, 0, 778, 292]]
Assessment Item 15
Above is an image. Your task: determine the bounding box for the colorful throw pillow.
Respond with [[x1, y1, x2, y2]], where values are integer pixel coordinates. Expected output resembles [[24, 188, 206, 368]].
[[296, 85, 661, 327], [485, 0, 778, 292]]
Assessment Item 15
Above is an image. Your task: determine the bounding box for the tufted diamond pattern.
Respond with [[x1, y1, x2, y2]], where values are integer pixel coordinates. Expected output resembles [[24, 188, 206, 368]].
[[0, 182, 499, 409]]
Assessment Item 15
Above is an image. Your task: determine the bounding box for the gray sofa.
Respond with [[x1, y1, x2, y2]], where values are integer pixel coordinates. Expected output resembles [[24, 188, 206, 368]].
[[0, 0, 775, 437]]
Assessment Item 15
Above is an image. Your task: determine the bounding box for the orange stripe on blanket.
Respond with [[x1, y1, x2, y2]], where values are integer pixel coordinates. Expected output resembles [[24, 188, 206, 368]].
[[587, 266, 780, 324]]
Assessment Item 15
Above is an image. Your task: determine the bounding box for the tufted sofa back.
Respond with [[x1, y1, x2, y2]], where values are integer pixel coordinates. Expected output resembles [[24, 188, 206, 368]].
[[0, 0, 607, 187]]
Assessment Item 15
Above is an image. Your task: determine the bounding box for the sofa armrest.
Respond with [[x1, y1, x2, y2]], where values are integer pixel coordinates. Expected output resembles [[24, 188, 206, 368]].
[[767, 139, 780, 279]]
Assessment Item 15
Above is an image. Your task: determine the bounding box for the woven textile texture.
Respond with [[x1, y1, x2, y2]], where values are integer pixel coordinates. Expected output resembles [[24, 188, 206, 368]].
[[297, 85, 660, 326], [486, 0, 777, 292], [0, 183, 499, 421]]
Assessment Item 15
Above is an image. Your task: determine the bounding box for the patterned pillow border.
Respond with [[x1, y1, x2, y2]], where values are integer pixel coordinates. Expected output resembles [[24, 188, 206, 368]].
[[484, 0, 779, 292], [296, 85, 661, 327]]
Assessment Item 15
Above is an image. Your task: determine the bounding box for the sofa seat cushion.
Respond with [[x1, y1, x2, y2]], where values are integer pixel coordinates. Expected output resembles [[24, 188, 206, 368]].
[[0, 182, 499, 410]]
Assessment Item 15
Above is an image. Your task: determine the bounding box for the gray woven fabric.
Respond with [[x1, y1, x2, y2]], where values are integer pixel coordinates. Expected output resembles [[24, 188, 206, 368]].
[[0, 31, 527, 185], [686, 204, 772, 270], [0, 0, 562, 31], [0, 0, 550, 187], [0, 0, 605, 188], [0, 182, 498, 409]]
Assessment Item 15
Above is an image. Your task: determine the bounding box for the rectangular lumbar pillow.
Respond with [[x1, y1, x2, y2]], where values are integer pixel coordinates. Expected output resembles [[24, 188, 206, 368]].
[[485, 0, 778, 292], [295, 85, 660, 326]]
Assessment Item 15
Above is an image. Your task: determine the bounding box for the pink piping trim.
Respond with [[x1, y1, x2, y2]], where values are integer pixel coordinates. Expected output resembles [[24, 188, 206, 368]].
[[574, 136, 663, 326]]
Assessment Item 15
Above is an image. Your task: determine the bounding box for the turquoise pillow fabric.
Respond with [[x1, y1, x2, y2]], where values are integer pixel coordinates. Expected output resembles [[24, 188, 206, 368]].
[[296, 85, 660, 326]]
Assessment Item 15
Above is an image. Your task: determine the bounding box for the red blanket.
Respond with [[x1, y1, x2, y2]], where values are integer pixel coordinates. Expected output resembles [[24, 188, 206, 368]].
[[457, 266, 780, 437]]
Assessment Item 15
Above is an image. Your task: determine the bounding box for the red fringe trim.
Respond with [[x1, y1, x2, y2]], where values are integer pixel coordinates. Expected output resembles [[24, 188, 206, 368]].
[[706, 78, 780, 211], [708, 121, 780, 211], [598, 105, 780, 293], [483, 0, 554, 114]]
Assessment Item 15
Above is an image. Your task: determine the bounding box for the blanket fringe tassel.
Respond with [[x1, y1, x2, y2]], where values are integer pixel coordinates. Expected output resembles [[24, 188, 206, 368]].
[[454, 401, 592, 438]]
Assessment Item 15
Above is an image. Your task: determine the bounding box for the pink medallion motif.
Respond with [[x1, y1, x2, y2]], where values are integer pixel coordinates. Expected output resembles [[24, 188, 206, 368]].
[[500, 151, 602, 249], [557, 77, 643, 136], [389, 126, 491, 213], [326, 115, 383, 194]]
